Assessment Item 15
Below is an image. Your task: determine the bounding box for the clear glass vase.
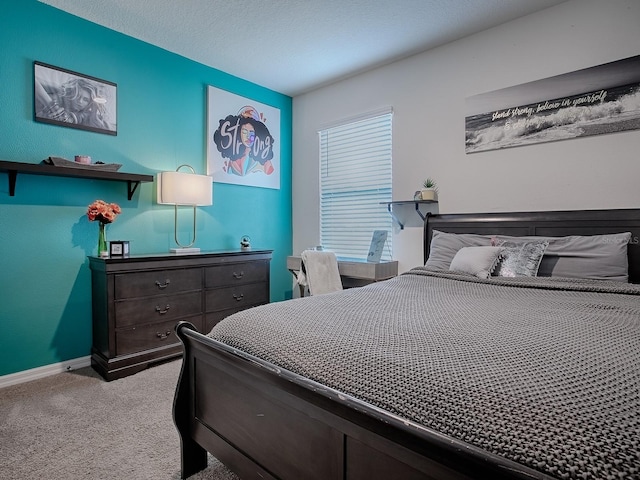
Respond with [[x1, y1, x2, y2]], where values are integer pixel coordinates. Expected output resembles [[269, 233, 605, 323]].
[[98, 222, 108, 257]]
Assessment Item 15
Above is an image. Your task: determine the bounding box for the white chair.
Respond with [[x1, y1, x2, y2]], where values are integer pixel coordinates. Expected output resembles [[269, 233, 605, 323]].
[[299, 250, 343, 295]]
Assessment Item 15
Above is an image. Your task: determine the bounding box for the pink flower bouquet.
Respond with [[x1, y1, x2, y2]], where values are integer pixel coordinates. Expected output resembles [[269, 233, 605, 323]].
[[87, 199, 121, 224]]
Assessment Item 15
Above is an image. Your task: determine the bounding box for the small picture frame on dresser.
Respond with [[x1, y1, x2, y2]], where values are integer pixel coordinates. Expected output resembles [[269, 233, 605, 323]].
[[109, 240, 130, 257]]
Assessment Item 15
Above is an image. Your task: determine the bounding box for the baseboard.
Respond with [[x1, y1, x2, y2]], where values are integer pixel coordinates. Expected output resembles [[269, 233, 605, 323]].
[[0, 356, 92, 389]]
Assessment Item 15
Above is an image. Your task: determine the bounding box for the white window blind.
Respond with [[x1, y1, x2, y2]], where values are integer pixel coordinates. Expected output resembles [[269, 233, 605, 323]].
[[319, 112, 392, 261]]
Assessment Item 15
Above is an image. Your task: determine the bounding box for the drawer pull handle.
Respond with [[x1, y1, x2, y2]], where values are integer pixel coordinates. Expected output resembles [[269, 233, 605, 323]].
[[233, 271, 244, 279], [156, 330, 172, 340], [233, 293, 244, 302], [155, 304, 171, 314], [155, 279, 170, 289]]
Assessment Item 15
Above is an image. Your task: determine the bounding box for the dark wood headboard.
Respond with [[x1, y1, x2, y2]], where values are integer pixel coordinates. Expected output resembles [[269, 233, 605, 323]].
[[424, 208, 640, 284]]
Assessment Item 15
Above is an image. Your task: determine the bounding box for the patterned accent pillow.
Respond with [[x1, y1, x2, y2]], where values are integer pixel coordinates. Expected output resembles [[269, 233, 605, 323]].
[[449, 246, 503, 279], [494, 240, 549, 277]]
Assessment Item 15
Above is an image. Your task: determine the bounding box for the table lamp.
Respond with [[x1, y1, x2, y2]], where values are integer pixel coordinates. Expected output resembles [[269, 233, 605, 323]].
[[157, 164, 212, 253]]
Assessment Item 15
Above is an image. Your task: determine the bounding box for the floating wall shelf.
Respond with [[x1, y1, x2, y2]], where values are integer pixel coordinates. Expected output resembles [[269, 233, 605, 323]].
[[381, 200, 439, 229], [0, 160, 154, 200]]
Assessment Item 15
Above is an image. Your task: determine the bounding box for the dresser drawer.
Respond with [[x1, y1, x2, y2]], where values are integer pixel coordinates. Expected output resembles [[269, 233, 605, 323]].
[[115, 291, 202, 327], [205, 283, 268, 312], [115, 268, 201, 299], [116, 318, 181, 356], [205, 261, 268, 288]]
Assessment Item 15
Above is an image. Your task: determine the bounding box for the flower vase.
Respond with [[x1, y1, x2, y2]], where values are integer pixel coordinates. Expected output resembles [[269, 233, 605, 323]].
[[98, 222, 108, 257]]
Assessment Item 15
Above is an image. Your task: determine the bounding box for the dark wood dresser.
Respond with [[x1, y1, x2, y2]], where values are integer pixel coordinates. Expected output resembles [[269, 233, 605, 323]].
[[89, 250, 272, 380]]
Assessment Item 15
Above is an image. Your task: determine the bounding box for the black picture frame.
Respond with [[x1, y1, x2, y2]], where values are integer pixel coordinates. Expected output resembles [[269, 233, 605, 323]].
[[109, 240, 130, 257], [34, 61, 117, 136], [465, 54, 640, 153]]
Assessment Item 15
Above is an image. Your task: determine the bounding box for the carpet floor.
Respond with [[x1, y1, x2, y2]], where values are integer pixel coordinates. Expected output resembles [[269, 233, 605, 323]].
[[0, 359, 240, 480]]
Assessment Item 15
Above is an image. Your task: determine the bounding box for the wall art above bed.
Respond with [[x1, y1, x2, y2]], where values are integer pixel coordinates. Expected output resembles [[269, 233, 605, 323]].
[[465, 55, 640, 153]]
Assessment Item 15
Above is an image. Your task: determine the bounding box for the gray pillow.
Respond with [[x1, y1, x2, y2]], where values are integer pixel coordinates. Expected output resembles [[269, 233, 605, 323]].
[[493, 241, 548, 277], [449, 246, 503, 279], [495, 233, 631, 282], [425, 230, 631, 282], [425, 231, 490, 271]]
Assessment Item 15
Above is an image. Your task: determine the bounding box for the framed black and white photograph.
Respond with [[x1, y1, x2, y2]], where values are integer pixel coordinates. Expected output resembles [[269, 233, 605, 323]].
[[465, 55, 640, 153], [34, 61, 117, 136]]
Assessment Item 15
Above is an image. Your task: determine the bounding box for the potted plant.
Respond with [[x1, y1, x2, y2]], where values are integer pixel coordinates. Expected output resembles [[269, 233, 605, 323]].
[[421, 178, 438, 201]]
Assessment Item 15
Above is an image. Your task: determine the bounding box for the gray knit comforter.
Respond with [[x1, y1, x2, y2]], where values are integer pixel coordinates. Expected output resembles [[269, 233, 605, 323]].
[[208, 268, 640, 479]]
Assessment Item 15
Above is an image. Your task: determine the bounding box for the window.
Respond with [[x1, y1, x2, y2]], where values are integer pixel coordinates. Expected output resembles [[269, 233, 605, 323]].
[[319, 110, 393, 261]]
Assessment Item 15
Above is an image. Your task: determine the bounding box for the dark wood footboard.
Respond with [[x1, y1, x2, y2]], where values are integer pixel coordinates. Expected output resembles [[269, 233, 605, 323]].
[[172, 321, 548, 480]]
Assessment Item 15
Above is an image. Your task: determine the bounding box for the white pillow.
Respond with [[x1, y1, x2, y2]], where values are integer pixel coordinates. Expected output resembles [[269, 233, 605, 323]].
[[449, 246, 503, 279], [425, 230, 490, 270]]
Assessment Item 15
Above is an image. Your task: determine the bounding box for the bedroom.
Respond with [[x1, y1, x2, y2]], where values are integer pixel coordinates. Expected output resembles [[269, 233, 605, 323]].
[[0, 0, 638, 383], [3, 0, 637, 384], [1, 0, 639, 451], [1, 0, 639, 478]]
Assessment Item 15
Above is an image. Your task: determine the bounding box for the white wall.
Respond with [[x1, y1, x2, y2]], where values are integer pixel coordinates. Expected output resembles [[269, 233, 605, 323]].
[[292, 0, 640, 273]]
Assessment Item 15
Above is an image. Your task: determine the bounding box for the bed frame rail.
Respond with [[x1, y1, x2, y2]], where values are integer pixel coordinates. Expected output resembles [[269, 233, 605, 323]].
[[173, 321, 550, 480]]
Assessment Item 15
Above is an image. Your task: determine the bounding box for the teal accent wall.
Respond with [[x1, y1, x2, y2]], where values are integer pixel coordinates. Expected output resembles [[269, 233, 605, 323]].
[[0, 0, 292, 376]]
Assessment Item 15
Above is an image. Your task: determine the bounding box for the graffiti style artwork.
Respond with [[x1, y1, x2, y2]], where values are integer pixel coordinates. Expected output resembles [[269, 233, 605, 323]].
[[465, 55, 640, 153], [207, 86, 280, 189]]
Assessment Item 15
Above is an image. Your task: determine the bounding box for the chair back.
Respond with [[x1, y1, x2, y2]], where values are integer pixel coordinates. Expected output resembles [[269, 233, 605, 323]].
[[300, 250, 343, 295]]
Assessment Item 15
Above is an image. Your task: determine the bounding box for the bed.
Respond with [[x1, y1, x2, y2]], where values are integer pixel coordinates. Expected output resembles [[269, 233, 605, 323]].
[[173, 208, 640, 480]]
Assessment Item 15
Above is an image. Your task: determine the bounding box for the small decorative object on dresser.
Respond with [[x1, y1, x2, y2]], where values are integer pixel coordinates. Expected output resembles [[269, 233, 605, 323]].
[[109, 240, 130, 257], [420, 177, 438, 201], [240, 235, 251, 251], [88, 250, 272, 380]]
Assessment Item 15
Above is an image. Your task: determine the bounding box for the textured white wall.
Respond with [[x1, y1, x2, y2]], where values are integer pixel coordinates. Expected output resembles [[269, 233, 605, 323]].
[[292, 0, 640, 273]]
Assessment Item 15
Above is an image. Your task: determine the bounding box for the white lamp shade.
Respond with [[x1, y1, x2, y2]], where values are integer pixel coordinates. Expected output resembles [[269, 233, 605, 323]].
[[157, 171, 213, 206]]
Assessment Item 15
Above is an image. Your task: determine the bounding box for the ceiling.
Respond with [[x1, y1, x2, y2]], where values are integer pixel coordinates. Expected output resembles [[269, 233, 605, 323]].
[[38, 0, 568, 97]]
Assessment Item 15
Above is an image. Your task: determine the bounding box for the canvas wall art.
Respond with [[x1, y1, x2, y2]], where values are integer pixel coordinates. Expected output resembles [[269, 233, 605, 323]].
[[34, 61, 117, 136], [465, 55, 640, 153], [207, 86, 280, 189]]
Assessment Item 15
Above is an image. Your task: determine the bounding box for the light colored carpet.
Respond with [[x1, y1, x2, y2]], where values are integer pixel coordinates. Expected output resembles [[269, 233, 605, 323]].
[[0, 359, 240, 480]]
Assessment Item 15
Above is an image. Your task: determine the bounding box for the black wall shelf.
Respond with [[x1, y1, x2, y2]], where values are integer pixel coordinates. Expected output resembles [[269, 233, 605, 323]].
[[0, 160, 154, 200], [381, 200, 438, 229]]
